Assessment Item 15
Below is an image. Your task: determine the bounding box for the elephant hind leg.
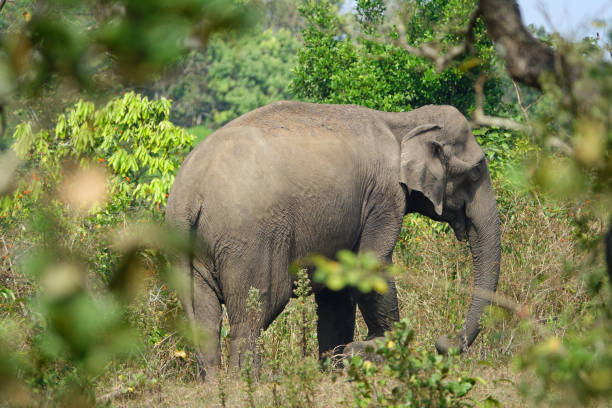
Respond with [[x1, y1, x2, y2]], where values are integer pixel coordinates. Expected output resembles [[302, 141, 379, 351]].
[[191, 266, 223, 380], [223, 247, 293, 371]]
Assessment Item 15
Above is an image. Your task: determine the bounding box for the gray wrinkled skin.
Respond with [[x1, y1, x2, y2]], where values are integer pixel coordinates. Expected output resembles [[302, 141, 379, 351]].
[[166, 101, 501, 379]]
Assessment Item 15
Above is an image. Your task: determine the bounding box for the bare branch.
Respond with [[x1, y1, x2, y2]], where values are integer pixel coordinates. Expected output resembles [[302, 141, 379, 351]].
[[395, 7, 480, 72], [512, 80, 529, 122], [471, 75, 527, 131], [547, 137, 573, 156], [0, 0, 8, 13]]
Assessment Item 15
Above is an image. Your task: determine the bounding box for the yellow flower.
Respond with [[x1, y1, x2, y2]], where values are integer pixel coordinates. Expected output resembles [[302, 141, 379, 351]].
[[174, 349, 187, 359], [387, 341, 395, 349], [127, 387, 134, 393], [363, 360, 373, 370]]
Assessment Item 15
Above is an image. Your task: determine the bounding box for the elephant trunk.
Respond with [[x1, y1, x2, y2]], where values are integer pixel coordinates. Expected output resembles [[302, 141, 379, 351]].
[[435, 169, 501, 354]]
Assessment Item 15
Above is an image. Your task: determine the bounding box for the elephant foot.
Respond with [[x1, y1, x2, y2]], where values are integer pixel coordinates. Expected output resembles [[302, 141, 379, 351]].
[[434, 333, 468, 355], [342, 338, 386, 365]]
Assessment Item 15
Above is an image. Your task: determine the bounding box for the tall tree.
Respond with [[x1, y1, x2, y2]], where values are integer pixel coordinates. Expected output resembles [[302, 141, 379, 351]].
[[292, 0, 507, 115]]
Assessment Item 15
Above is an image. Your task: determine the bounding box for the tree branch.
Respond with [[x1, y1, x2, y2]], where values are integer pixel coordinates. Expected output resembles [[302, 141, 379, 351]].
[[471, 75, 527, 131], [478, 0, 557, 90], [395, 7, 480, 72], [0, 0, 8, 13], [512, 80, 529, 122]]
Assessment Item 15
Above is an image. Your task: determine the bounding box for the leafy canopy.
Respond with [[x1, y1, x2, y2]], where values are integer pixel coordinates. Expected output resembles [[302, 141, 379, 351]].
[[165, 28, 299, 128], [292, 0, 504, 115]]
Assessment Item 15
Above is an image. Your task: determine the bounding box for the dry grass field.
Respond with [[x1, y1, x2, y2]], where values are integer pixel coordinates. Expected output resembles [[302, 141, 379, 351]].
[[90, 184, 609, 407]]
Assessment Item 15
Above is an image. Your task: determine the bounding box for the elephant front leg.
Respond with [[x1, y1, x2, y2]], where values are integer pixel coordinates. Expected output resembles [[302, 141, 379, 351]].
[[354, 201, 403, 340], [356, 279, 399, 339], [314, 288, 356, 359]]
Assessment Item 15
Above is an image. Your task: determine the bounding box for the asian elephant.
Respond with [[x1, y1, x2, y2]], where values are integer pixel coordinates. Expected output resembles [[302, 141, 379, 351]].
[[165, 101, 501, 379]]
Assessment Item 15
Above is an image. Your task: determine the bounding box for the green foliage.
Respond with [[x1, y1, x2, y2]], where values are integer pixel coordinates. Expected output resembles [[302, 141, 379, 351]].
[[0, 93, 194, 404], [241, 350, 257, 408], [278, 355, 319, 408], [0, 222, 162, 405], [258, 270, 319, 408], [248, 0, 303, 32], [530, 37, 612, 203], [510, 31, 612, 407], [472, 126, 537, 182], [347, 319, 484, 407], [163, 27, 299, 128], [188, 124, 213, 145], [293, 269, 314, 359], [0, 0, 253, 94], [3, 92, 193, 219], [516, 327, 612, 406], [311, 250, 398, 294], [292, 0, 506, 115]]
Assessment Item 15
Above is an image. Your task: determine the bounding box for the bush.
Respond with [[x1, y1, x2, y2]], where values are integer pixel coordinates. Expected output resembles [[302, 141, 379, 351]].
[[0, 93, 194, 405], [346, 319, 486, 408]]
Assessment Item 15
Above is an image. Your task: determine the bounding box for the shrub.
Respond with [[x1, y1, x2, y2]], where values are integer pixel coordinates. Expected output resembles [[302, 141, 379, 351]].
[[346, 319, 485, 408]]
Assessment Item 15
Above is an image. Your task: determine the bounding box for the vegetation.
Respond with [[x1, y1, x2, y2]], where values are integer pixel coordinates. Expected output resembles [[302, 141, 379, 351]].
[[293, 0, 507, 114], [347, 320, 480, 408], [157, 27, 299, 129], [0, 0, 610, 407]]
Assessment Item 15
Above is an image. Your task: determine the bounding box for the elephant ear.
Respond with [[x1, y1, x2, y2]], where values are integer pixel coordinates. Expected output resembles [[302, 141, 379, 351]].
[[399, 124, 446, 216]]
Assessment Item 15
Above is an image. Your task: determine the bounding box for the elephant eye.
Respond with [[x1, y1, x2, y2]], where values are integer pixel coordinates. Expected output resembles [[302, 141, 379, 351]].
[[431, 142, 444, 159]]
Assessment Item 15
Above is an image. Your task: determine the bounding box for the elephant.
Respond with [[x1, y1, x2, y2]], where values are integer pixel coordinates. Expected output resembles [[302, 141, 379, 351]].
[[165, 101, 501, 379]]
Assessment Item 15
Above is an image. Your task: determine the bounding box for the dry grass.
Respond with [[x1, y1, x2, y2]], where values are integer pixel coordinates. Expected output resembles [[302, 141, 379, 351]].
[[2, 183, 606, 407], [91, 187, 608, 407]]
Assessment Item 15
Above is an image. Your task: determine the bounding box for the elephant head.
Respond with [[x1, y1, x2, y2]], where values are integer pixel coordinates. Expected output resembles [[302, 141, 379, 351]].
[[398, 106, 501, 354]]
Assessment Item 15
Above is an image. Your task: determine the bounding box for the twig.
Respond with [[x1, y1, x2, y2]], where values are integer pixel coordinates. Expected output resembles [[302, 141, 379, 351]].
[[0, 0, 8, 13], [152, 331, 176, 349], [512, 80, 529, 122], [471, 75, 527, 131], [502, 329, 515, 354], [395, 7, 480, 72]]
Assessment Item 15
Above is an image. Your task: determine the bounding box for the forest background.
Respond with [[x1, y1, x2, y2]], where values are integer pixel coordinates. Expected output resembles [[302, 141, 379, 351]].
[[0, 0, 611, 407]]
